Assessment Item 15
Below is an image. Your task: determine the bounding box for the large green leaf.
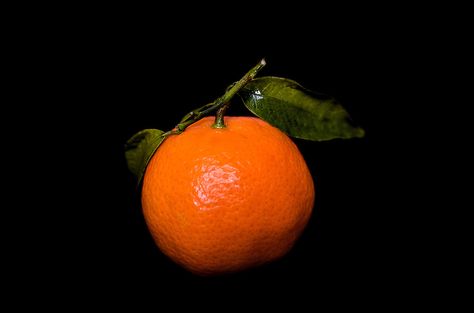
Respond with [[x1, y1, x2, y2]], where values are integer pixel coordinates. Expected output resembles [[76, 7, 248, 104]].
[[239, 77, 365, 141], [125, 129, 165, 184]]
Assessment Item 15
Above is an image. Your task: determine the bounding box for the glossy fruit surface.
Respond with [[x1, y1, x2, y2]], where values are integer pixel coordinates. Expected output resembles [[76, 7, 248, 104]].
[[142, 116, 314, 275]]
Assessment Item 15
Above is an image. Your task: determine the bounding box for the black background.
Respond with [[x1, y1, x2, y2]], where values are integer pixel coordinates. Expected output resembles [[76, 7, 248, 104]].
[[12, 10, 428, 307]]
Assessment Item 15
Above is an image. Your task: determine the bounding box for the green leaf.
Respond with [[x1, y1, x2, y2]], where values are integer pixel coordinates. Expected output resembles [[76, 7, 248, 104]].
[[125, 129, 165, 184], [239, 77, 365, 141]]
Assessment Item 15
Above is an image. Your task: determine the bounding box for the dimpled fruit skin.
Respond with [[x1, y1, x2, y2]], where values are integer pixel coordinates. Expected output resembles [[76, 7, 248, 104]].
[[141, 116, 315, 275]]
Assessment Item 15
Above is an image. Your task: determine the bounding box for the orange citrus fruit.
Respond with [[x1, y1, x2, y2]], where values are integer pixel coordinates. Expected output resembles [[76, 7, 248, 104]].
[[142, 116, 315, 275]]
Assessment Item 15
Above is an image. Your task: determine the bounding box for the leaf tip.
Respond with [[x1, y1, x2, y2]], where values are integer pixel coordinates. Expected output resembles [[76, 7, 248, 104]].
[[124, 128, 165, 183], [356, 127, 366, 138]]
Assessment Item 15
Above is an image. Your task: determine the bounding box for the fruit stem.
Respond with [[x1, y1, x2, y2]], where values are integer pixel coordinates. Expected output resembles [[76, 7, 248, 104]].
[[212, 58, 266, 129], [212, 102, 230, 129], [163, 59, 266, 136]]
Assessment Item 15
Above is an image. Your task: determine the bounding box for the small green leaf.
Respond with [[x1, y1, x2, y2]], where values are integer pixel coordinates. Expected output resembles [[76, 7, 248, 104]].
[[239, 77, 365, 141], [125, 129, 165, 184]]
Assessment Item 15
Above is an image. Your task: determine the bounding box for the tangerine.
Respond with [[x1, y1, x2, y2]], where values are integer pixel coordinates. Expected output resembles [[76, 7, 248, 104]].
[[142, 116, 314, 275]]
